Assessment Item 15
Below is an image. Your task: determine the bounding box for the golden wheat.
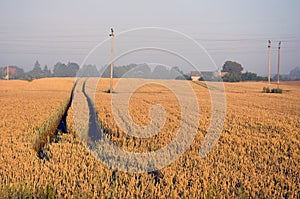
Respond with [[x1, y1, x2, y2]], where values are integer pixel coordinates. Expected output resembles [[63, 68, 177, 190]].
[[0, 78, 299, 198]]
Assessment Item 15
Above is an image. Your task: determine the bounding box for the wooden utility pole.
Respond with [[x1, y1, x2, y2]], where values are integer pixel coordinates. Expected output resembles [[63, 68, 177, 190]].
[[277, 41, 281, 88], [268, 40, 271, 86], [6, 65, 9, 80], [109, 28, 115, 94]]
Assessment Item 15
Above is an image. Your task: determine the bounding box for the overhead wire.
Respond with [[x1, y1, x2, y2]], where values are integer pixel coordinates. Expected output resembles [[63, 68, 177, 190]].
[[0, 31, 299, 55]]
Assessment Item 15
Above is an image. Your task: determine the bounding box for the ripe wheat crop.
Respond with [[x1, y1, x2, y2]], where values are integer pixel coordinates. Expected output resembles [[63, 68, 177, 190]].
[[0, 78, 299, 198]]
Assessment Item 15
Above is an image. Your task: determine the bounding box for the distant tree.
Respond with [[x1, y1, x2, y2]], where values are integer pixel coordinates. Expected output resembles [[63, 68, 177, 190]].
[[43, 65, 51, 77], [99, 65, 110, 78], [151, 65, 170, 79], [133, 63, 152, 78], [114, 64, 137, 78], [67, 62, 80, 77], [77, 65, 100, 77], [98, 64, 189, 80], [222, 61, 243, 73], [256, 76, 268, 81], [222, 61, 243, 82], [53, 62, 67, 77], [222, 73, 242, 82], [53, 62, 79, 77], [100, 63, 153, 78], [28, 60, 44, 79], [175, 74, 192, 80], [100, 64, 136, 78], [289, 67, 300, 80], [121, 63, 152, 78], [241, 72, 258, 81], [34, 60, 41, 70], [170, 66, 184, 79]]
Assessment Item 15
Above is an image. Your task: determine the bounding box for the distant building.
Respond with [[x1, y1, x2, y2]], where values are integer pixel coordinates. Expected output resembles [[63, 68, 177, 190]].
[[189, 70, 229, 81], [220, 72, 228, 77], [190, 71, 201, 81]]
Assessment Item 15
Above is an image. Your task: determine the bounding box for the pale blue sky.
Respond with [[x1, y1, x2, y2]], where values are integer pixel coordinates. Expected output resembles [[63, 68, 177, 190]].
[[0, 0, 299, 74]]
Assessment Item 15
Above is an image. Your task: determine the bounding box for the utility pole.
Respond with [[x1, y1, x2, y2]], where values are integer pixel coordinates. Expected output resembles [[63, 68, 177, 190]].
[[277, 41, 281, 88], [109, 28, 115, 94], [6, 65, 9, 80], [268, 40, 271, 86]]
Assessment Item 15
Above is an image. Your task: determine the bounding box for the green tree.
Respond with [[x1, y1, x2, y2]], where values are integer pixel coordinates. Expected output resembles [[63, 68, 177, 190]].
[[222, 61, 243, 82], [241, 72, 258, 81], [222, 73, 242, 82], [222, 61, 243, 73]]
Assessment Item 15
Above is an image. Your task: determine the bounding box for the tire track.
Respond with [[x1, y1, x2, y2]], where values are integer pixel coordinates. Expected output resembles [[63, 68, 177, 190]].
[[34, 80, 77, 159], [81, 79, 103, 143]]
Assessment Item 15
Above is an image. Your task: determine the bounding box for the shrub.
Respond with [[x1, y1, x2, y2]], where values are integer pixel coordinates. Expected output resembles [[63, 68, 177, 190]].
[[271, 88, 283, 93], [262, 87, 270, 93], [262, 87, 283, 94]]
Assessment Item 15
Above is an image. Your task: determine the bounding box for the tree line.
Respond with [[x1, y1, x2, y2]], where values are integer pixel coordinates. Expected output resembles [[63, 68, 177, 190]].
[[0, 61, 80, 80], [201, 61, 300, 82], [0, 61, 188, 80], [221, 61, 268, 82], [99, 63, 189, 80], [1, 60, 299, 81]]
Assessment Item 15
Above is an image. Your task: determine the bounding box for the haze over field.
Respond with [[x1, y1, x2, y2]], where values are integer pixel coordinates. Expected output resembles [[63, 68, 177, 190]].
[[0, 0, 300, 74]]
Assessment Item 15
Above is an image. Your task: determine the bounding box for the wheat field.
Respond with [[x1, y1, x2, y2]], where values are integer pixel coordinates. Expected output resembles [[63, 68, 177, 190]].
[[0, 78, 299, 198]]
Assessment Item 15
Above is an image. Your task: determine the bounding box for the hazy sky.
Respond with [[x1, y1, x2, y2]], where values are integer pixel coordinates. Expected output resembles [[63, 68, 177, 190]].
[[0, 0, 299, 74]]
